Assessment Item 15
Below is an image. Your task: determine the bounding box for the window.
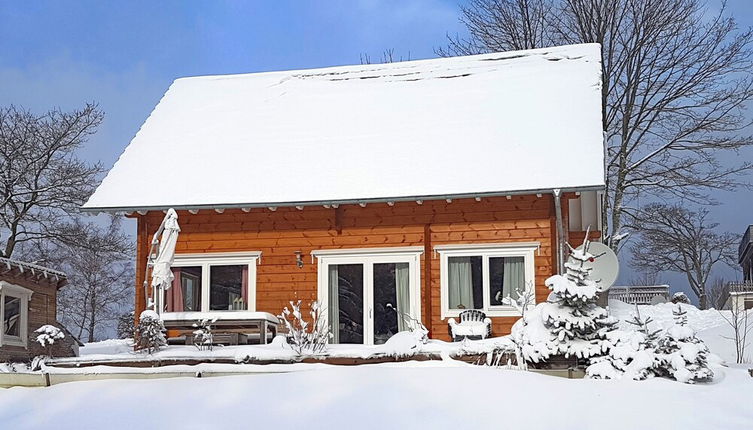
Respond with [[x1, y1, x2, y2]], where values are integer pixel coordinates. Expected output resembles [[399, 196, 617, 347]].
[[162, 252, 259, 314], [438, 243, 537, 318], [0, 281, 33, 347], [314, 247, 423, 345]]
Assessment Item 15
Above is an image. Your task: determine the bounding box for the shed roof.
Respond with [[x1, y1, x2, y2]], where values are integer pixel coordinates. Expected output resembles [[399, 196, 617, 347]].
[[83, 43, 605, 212]]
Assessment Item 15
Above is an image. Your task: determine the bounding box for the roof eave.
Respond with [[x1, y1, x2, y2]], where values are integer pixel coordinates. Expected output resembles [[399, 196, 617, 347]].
[[81, 184, 605, 214]]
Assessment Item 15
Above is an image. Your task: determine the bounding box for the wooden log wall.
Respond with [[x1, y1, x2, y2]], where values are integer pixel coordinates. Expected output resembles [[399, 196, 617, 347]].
[[133, 194, 583, 341]]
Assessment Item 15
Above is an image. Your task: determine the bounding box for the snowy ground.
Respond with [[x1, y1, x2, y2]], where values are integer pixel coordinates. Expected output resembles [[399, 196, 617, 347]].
[[0, 363, 750, 430], [0, 301, 750, 429]]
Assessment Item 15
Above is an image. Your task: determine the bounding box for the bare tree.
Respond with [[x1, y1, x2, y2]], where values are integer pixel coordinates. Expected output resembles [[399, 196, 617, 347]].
[[629, 270, 662, 287], [0, 104, 104, 258], [718, 299, 752, 363], [24, 216, 134, 342], [707, 276, 731, 309], [439, 0, 753, 251], [629, 203, 737, 309]]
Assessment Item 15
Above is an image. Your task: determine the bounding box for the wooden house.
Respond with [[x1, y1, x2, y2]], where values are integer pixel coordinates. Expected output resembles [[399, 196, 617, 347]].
[[82, 43, 605, 343], [0, 257, 78, 361]]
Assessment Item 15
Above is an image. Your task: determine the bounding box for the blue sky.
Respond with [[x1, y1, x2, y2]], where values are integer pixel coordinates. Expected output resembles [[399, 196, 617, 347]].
[[1, 0, 752, 299]]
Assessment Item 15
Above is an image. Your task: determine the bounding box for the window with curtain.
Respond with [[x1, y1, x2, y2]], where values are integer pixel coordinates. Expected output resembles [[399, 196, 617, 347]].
[[440, 245, 536, 317], [489, 256, 525, 306], [447, 256, 483, 310], [163, 254, 258, 313]]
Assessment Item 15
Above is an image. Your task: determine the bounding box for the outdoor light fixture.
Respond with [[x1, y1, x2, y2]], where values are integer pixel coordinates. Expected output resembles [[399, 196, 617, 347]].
[[294, 251, 304, 268]]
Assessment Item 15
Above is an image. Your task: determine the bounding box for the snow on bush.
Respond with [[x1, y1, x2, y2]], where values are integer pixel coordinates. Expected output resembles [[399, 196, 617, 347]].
[[671, 292, 691, 304], [35, 325, 65, 348], [135, 310, 167, 354], [513, 235, 617, 364], [588, 305, 714, 383], [386, 303, 429, 344], [277, 300, 330, 356], [192, 318, 217, 351]]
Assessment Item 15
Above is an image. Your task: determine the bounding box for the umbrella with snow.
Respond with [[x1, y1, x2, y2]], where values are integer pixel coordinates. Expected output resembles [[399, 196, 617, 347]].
[[144, 208, 180, 313]]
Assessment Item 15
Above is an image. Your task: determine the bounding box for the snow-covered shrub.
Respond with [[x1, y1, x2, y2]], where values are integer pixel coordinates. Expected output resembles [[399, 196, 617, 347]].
[[500, 283, 535, 370], [34, 325, 65, 358], [386, 303, 428, 344], [654, 306, 714, 383], [192, 318, 217, 351], [588, 305, 714, 383], [587, 306, 659, 380], [277, 300, 330, 356], [671, 292, 691, 304], [117, 311, 135, 339], [135, 310, 167, 354], [513, 235, 617, 364]]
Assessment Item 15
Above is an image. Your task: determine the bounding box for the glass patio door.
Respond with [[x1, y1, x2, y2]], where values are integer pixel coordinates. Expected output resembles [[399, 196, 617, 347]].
[[319, 250, 420, 345]]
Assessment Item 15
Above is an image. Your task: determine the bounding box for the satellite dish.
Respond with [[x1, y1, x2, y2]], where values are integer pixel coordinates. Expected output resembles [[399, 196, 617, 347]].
[[574, 242, 619, 291]]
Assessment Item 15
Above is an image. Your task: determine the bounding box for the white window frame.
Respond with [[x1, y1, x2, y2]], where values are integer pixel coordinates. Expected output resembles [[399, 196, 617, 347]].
[[313, 247, 423, 345], [0, 281, 33, 348], [162, 252, 261, 316], [437, 243, 538, 318]]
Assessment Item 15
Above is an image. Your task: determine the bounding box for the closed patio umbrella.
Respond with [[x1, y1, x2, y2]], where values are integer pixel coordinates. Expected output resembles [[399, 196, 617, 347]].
[[146, 208, 180, 313]]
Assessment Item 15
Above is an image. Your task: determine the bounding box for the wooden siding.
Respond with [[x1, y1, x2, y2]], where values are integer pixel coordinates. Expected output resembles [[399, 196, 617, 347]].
[[0, 271, 75, 361], [134, 195, 576, 341]]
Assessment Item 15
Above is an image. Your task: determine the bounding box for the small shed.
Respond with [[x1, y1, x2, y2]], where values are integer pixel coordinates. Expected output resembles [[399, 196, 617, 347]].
[[0, 257, 78, 362]]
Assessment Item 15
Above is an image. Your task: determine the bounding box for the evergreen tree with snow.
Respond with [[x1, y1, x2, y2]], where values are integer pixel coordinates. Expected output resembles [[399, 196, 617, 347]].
[[587, 305, 659, 380], [513, 232, 617, 364], [135, 310, 166, 354], [654, 305, 714, 383]]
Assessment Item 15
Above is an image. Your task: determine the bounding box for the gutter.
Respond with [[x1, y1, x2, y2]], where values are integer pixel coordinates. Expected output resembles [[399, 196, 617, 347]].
[[80, 185, 605, 214], [552, 189, 565, 274]]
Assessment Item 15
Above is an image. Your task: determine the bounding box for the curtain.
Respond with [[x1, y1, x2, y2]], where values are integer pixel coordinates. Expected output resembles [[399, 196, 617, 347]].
[[241, 265, 249, 310], [502, 257, 525, 300], [448, 257, 474, 309], [328, 265, 339, 343], [395, 263, 410, 331], [166, 268, 183, 312]]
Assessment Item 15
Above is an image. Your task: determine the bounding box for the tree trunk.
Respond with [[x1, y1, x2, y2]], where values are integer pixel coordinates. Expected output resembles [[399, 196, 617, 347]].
[[699, 293, 708, 311], [88, 291, 96, 343]]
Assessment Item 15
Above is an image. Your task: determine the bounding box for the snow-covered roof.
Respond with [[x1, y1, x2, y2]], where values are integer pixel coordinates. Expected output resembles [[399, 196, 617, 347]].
[[0, 256, 67, 288], [83, 43, 604, 212]]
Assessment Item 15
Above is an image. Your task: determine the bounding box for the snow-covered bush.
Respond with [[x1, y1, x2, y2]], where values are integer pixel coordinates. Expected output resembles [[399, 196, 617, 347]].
[[587, 306, 659, 380], [654, 306, 714, 383], [500, 283, 535, 370], [386, 303, 429, 344], [587, 305, 714, 383], [34, 325, 65, 358], [135, 310, 166, 354], [277, 300, 330, 356], [513, 235, 617, 364], [192, 318, 217, 351], [671, 292, 691, 304]]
